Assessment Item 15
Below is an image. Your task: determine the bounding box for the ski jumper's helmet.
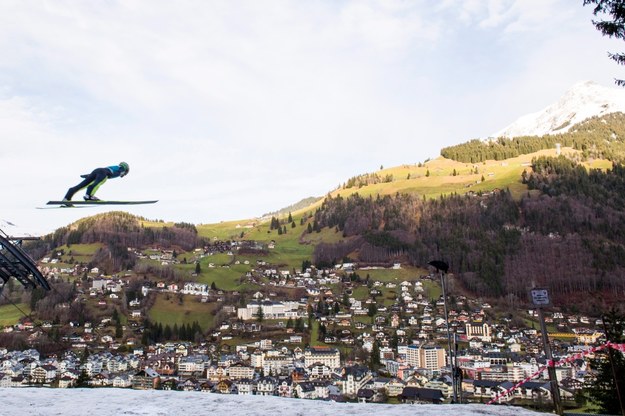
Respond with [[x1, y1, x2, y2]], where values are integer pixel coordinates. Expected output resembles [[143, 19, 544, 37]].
[[119, 162, 130, 176]]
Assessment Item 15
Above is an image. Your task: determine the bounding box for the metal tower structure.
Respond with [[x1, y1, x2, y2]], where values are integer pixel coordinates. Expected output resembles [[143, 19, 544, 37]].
[[0, 229, 50, 294]]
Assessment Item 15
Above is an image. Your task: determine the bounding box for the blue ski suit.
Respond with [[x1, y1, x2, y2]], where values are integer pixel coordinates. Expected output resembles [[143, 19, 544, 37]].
[[64, 165, 128, 200]]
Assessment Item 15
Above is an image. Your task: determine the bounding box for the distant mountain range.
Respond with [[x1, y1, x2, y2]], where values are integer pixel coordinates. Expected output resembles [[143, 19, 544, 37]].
[[262, 196, 321, 219], [491, 80, 625, 138]]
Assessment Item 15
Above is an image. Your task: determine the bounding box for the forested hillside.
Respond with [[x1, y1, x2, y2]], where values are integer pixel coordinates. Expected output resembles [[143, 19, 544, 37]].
[[26, 212, 208, 272], [311, 156, 625, 307], [441, 112, 625, 163], [20, 114, 625, 311]]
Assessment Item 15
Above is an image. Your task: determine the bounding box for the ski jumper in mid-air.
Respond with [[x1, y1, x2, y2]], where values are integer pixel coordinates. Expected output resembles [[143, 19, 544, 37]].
[[63, 162, 130, 202]]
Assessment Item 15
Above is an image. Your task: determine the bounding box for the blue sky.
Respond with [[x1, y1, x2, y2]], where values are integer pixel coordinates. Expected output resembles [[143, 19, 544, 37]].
[[0, 0, 622, 235]]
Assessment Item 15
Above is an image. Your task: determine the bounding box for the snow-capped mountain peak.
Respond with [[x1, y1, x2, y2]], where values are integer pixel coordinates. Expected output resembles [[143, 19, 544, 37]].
[[492, 80, 625, 138]]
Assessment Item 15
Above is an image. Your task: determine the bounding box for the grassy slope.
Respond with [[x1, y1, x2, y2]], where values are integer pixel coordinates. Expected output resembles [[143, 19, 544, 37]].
[[322, 147, 608, 205], [195, 262, 253, 291], [147, 293, 218, 331], [0, 303, 32, 326], [190, 147, 608, 243], [189, 148, 583, 266], [56, 243, 103, 264], [56, 147, 610, 332]]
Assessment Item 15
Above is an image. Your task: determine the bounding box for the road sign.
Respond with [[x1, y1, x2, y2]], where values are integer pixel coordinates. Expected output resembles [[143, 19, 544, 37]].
[[530, 288, 550, 306]]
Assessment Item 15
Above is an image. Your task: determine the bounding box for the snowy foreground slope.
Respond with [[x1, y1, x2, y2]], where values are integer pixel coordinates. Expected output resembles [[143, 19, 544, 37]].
[[0, 388, 547, 416], [492, 80, 625, 138]]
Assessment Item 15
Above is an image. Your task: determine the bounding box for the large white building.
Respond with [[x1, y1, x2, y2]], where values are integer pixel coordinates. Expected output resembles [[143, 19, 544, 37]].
[[341, 365, 372, 395], [303, 347, 340, 370], [263, 354, 294, 376], [177, 355, 209, 375], [181, 282, 209, 296], [237, 300, 284, 320], [237, 300, 305, 320], [227, 363, 255, 379], [465, 322, 492, 342], [405, 345, 446, 371], [250, 351, 264, 368]]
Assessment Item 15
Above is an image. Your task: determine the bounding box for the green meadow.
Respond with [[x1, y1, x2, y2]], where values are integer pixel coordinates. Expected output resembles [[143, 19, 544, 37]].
[[195, 263, 256, 291], [0, 303, 31, 327], [44, 148, 608, 333], [147, 293, 218, 331], [55, 243, 103, 264], [316, 148, 570, 204], [357, 266, 424, 282]]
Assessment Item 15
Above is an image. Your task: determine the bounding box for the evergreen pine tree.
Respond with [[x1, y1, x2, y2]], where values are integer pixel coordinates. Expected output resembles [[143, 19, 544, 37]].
[[255, 306, 264, 322], [296, 317, 305, 332], [585, 308, 625, 415], [76, 369, 91, 388], [115, 320, 123, 338], [80, 346, 90, 364], [342, 293, 350, 306], [370, 342, 381, 369], [164, 324, 173, 341], [584, 0, 625, 86], [319, 323, 327, 341], [367, 303, 377, 318], [157, 322, 164, 341]]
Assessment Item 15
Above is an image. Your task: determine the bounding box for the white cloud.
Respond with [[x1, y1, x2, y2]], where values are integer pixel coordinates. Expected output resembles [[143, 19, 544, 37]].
[[0, 0, 621, 234]]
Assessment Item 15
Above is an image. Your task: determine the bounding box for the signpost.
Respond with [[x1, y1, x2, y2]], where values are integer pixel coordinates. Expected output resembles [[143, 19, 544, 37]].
[[530, 288, 563, 415], [530, 288, 550, 306]]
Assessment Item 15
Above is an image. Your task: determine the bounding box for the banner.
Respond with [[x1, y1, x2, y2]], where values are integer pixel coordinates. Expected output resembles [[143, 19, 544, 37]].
[[487, 342, 625, 405]]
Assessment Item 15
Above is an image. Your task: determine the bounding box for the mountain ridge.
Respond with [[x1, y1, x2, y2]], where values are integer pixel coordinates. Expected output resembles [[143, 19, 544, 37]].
[[491, 80, 625, 138], [276, 81, 625, 219]]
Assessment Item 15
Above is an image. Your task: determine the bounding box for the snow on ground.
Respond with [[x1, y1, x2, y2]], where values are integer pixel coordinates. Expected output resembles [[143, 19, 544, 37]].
[[491, 80, 625, 138], [0, 387, 547, 416]]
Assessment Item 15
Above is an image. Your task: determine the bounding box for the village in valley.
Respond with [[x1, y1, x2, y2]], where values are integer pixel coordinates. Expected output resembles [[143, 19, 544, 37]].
[[0, 235, 605, 411]]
